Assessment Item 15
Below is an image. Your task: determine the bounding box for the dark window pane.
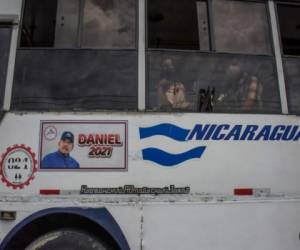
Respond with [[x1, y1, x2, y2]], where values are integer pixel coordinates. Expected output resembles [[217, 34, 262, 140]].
[[21, 0, 58, 47], [12, 50, 137, 110], [283, 58, 300, 114], [82, 0, 136, 48], [147, 51, 281, 114], [0, 26, 12, 109], [147, 0, 210, 50], [21, 0, 79, 48], [277, 4, 300, 56], [213, 0, 272, 55]]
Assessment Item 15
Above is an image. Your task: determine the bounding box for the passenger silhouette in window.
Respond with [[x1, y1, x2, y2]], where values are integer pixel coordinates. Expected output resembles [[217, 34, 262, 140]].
[[156, 58, 190, 111], [217, 60, 263, 110]]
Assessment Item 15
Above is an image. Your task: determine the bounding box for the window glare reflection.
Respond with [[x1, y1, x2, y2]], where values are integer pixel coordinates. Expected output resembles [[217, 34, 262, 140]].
[[82, 0, 136, 48]]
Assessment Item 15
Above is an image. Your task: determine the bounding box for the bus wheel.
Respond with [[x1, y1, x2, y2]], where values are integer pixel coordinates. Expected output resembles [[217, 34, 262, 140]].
[[25, 229, 114, 250]]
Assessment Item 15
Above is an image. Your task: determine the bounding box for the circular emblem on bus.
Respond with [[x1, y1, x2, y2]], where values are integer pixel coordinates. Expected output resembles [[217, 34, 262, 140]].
[[0, 145, 37, 189], [44, 125, 57, 141]]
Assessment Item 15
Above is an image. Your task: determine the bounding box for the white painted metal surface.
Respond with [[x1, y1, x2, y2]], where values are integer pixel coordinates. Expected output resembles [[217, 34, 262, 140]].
[[1, 195, 300, 250], [142, 199, 300, 250], [1, 112, 300, 194], [0, 111, 299, 249]]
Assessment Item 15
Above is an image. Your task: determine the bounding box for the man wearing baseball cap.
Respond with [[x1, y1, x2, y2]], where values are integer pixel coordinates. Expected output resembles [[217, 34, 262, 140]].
[[41, 131, 80, 169]]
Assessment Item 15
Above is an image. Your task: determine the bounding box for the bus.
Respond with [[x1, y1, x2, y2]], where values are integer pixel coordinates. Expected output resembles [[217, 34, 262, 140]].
[[0, 0, 300, 249]]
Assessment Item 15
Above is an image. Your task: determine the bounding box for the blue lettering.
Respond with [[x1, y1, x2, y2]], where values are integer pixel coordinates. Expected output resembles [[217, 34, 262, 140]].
[[224, 125, 242, 140], [240, 125, 259, 140], [282, 126, 299, 141], [187, 124, 210, 140], [211, 124, 230, 140], [294, 130, 300, 141], [186, 123, 299, 142], [269, 125, 285, 141], [204, 124, 217, 140], [254, 125, 271, 141]]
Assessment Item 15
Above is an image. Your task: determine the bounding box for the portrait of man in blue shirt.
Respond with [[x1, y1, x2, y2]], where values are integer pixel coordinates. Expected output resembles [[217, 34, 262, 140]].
[[41, 131, 80, 169]]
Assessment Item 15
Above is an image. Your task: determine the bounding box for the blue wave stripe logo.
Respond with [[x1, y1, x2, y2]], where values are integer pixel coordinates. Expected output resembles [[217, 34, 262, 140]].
[[139, 123, 190, 141], [142, 147, 206, 167]]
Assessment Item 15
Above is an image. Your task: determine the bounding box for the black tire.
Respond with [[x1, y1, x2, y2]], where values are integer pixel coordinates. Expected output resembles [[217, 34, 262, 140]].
[[24, 228, 113, 250]]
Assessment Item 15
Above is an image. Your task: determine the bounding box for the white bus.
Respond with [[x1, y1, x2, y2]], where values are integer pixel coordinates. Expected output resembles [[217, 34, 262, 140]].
[[0, 0, 300, 249]]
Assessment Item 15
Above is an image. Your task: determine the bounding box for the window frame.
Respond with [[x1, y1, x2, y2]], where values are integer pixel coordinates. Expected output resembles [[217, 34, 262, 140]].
[[18, 0, 139, 50]]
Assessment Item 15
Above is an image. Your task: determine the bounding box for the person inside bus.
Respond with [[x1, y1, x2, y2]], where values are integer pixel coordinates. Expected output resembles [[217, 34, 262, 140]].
[[156, 58, 190, 110], [217, 60, 263, 110], [41, 131, 80, 169]]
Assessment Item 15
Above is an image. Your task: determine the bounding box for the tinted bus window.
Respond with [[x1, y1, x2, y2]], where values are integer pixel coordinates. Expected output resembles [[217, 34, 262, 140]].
[[12, 50, 138, 111], [21, 0, 59, 47], [14, 0, 138, 111], [283, 58, 300, 114], [147, 0, 210, 51], [82, 0, 136, 48], [146, 51, 281, 114], [147, 0, 272, 54], [146, 0, 279, 113], [277, 4, 300, 56], [213, 0, 272, 55], [20, 0, 136, 49]]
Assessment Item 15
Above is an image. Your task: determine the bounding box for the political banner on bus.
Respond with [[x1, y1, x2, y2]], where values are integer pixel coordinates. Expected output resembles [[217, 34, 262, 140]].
[[39, 121, 127, 171]]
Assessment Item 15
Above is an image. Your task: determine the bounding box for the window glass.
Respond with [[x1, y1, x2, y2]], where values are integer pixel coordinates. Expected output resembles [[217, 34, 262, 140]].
[[12, 50, 138, 110], [277, 4, 300, 56], [147, 0, 210, 50], [213, 0, 272, 54], [82, 0, 136, 48], [283, 58, 300, 114], [146, 51, 281, 114], [21, 0, 79, 48], [16, 0, 138, 111], [21, 0, 137, 49], [21, 0, 58, 47]]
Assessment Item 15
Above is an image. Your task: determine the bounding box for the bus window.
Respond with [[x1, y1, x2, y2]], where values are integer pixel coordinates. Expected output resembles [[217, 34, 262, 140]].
[[277, 4, 300, 56], [13, 0, 138, 111], [147, 0, 272, 54], [21, 0, 80, 48], [147, 0, 210, 51], [213, 0, 272, 55], [283, 57, 300, 114], [277, 4, 300, 114], [146, 52, 281, 114], [82, 0, 136, 49], [146, 0, 280, 113], [20, 0, 136, 49]]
